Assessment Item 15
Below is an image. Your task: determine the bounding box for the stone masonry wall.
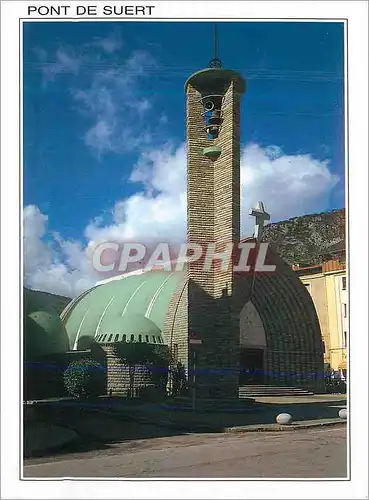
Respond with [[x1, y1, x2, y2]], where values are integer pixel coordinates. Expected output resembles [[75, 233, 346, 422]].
[[163, 279, 189, 370], [186, 84, 214, 297], [186, 79, 244, 399], [234, 244, 325, 392], [213, 81, 241, 297], [101, 344, 167, 397]]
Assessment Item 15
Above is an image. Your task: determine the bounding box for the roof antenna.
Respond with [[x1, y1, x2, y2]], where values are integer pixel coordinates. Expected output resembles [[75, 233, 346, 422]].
[[209, 23, 222, 68]]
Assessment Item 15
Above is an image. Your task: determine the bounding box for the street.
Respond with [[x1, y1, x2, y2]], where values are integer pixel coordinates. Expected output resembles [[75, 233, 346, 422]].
[[23, 425, 347, 479]]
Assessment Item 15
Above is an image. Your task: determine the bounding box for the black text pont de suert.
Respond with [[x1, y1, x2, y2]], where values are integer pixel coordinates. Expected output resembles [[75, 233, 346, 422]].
[[27, 5, 156, 16]]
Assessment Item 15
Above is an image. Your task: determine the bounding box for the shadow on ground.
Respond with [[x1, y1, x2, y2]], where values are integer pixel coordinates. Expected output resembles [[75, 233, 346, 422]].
[[24, 395, 347, 459]]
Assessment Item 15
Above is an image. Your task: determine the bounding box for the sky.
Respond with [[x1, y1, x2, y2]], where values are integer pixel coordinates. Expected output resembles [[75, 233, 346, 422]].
[[23, 21, 344, 298]]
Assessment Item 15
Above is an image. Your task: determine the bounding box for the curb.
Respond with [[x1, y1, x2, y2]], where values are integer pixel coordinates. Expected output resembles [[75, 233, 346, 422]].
[[225, 419, 347, 433], [126, 415, 347, 434]]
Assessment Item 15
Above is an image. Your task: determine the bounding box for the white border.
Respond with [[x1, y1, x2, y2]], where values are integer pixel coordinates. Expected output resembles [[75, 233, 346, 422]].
[[1, 1, 368, 499]]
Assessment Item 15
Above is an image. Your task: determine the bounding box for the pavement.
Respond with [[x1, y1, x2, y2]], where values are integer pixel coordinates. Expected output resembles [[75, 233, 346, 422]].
[[23, 425, 347, 479]]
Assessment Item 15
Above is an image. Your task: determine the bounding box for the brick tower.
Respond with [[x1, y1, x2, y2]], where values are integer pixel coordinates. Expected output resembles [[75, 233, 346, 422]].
[[185, 38, 246, 400]]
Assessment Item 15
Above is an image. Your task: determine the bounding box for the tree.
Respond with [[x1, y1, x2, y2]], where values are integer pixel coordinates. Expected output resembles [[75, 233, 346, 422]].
[[63, 358, 105, 399], [147, 344, 170, 391], [170, 361, 188, 397]]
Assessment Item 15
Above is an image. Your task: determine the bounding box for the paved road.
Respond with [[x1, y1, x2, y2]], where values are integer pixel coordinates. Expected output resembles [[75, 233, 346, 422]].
[[24, 426, 347, 479]]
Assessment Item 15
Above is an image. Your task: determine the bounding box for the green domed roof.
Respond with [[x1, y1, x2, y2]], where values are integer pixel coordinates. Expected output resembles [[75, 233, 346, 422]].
[[62, 271, 185, 350], [25, 310, 70, 359], [96, 313, 164, 345]]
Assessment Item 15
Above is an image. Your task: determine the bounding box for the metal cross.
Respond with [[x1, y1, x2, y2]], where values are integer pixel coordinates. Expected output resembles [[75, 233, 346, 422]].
[[249, 201, 270, 242], [248, 201, 271, 302]]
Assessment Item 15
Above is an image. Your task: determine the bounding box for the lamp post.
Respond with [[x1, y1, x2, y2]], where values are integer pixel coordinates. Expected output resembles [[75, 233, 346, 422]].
[[189, 335, 202, 411]]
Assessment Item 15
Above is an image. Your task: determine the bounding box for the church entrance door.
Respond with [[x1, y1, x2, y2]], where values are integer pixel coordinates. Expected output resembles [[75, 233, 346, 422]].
[[239, 348, 265, 385]]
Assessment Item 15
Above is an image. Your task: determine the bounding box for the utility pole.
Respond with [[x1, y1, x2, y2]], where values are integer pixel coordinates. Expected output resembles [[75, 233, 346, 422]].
[[189, 335, 202, 411], [192, 350, 196, 412]]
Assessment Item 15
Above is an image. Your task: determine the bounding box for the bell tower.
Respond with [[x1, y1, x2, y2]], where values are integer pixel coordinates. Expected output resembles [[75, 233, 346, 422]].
[[185, 26, 246, 399]]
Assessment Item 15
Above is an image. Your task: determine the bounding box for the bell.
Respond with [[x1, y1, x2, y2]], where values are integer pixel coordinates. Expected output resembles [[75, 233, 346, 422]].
[[206, 125, 220, 139], [208, 115, 222, 126]]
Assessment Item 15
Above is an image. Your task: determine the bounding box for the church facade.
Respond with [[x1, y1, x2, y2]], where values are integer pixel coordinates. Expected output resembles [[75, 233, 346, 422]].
[[60, 58, 325, 397]]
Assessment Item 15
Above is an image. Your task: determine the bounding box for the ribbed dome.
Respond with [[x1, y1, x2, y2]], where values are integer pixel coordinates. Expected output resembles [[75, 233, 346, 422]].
[[61, 271, 185, 350], [96, 313, 164, 345]]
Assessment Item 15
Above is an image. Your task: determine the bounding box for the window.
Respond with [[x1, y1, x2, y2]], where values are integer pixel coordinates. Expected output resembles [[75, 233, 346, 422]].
[[122, 334, 127, 342], [138, 334, 142, 342], [344, 331, 347, 347], [343, 303, 347, 318], [342, 277, 347, 290], [152, 336, 157, 343], [102, 335, 107, 342], [114, 334, 120, 342], [145, 335, 150, 343], [130, 334, 135, 342], [108, 334, 113, 342]]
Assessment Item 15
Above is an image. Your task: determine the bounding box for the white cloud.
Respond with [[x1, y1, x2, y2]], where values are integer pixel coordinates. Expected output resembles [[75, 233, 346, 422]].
[[23, 206, 98, 298], [84, 143, 187, 244], [38, 48, 82, 83], [36, 36, 156, 154], [84, 119, 115, 155], [71, 49, 156, 154], [87, 142, 339, 241], [239, 143, 339, 233], [89, 32, 123, 54], [24, 143, 339, 297]]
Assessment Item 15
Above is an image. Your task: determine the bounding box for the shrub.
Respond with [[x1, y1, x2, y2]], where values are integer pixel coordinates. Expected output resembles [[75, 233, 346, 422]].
[[63, 358, 105, 399], [147, 344, 170, 389], [325, 378, 347, 394], [170, 361, 188, 397], [324, 370, 347, 394]]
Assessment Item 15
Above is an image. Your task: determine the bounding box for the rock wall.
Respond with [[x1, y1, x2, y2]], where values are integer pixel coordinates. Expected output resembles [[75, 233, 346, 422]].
[[262, 209, 345, 266]]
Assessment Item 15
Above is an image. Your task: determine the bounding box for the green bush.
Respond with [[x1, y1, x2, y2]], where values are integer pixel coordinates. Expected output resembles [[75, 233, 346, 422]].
[[324, 369, 347, 394], [63, 358, 105, 398], [170, 361, 188, 396]]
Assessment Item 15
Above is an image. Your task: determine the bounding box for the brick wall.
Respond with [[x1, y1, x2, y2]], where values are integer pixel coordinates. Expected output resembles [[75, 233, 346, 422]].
[[100, 344, 168, 397], [185, 77, 244, 399]]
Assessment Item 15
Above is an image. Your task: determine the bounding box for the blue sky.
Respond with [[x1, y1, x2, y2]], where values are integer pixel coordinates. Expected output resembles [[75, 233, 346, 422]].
[[23, 21, 344, 296]]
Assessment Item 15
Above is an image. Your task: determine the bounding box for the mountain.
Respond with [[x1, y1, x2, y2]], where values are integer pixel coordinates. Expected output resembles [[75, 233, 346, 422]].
[[24, 288, 72, 316], [262, 208, 345, 266]]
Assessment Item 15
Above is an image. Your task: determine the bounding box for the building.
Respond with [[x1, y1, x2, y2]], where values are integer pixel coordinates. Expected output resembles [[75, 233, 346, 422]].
[[23, 48, 326, 401], [56, 53, 324, 398], [293, 240, 347, 376]]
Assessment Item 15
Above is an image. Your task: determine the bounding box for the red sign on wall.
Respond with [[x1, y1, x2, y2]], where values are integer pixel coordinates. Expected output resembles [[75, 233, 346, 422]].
[[189, 333, 202, 345]]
